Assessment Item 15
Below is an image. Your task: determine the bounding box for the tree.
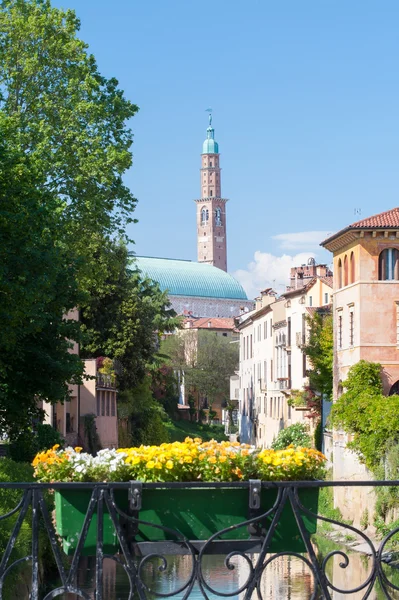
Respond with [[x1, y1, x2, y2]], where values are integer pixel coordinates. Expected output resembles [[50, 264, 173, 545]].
[[0, 0, 138, 289], [0, 133, 83, 435], [303, 310, 333, 401], [162, 331, 239, 419], [80, 243, 181, 389]]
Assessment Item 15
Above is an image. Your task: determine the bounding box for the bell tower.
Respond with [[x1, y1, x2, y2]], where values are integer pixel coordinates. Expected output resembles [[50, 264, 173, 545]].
[[195, 113, 228, 272]]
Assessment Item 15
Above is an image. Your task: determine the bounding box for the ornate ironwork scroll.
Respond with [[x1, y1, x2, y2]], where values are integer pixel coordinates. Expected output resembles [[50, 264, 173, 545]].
[[1, 481, 399, 599]]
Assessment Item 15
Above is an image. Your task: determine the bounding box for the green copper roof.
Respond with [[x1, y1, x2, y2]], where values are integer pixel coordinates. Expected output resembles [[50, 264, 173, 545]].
[[130, 256, 248, 300], [202, 114, 219, 154]]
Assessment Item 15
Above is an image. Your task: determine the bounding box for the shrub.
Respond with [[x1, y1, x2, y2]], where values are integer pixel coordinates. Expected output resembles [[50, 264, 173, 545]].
[[271, 423, 312, 450], [9, 424, 64, 463]]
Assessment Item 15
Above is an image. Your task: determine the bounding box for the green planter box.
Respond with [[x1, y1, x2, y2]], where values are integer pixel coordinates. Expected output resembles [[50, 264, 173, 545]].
[[55, 486, 319, 556]]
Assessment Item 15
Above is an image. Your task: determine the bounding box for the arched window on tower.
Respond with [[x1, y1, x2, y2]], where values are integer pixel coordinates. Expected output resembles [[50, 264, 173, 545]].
[[379, 248, 399, 280], [337, 258, 342, 288], [350, 252, 355, 283], [344, 255, 348, 286], [210, 161, 213, 167], [201, 207, 209, 225], [215, 207, 222, 227], [210, 190, 213, 197]]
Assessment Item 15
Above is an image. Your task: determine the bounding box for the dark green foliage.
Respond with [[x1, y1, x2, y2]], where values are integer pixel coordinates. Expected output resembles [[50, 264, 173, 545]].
[[314, 419, 323, 452], [80, 244, 181, 390], [8, 424, 65, 462], [36, 424, 64, 451], [0, 137, 83, 436], [271, 423, 312, 450], [303, 312, 333, 400], [118, 377, 169, 446], [330, 360, 399, 468], [83, 414, 102, 454]]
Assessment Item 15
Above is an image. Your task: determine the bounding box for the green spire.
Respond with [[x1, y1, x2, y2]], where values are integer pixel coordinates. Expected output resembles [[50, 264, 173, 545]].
[[202, 112, 219, 154]]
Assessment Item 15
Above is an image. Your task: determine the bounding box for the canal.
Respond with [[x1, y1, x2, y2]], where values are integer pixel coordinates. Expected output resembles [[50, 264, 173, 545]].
[[51, 535, 399, 599]]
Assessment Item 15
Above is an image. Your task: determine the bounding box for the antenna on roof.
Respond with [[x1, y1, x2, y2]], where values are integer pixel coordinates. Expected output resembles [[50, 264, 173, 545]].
[[354, 208, 361, 216]]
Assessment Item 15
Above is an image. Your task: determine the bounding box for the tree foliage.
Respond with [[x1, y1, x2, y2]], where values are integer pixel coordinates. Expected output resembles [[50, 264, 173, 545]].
[[303, 311, 333, 400], [330, 360, 399, 469], [161, 331, 239, 413], [80, 245, 181, 389], [0, 135, 83, 435], [271, 423, 312, 451], [0, 0, 138, 279]]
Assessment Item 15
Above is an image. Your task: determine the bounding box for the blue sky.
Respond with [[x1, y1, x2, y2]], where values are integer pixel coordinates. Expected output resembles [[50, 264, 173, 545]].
[[53, 0, 399, 297]]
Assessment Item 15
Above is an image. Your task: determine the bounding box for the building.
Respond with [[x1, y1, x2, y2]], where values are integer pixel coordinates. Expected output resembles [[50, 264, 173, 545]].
[[130, 256, 252, 318], [236, 264, 333, 447], [196, 113, 228, 271], [321, 206, 399, 524], [40, 310, 119, 449], [130, 115, 253, 319]]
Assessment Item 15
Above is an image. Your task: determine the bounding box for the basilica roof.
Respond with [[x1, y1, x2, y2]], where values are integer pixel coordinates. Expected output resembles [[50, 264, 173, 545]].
[[130, 256, 248, 300]]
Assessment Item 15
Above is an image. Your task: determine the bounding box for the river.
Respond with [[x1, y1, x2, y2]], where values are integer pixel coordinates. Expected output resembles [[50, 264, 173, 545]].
[[51, 536, 399, 599]]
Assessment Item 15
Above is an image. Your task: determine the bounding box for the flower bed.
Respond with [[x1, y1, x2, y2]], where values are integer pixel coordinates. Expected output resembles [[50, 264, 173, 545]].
[[33, 438, 326, 555]]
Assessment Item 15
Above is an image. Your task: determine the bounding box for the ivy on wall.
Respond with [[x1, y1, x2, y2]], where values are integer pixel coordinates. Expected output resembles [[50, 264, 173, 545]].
[[330, 360, 399, 470]]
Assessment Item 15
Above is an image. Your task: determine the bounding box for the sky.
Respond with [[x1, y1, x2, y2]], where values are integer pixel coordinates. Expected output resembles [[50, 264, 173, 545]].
[[53, 0, 399, 298]]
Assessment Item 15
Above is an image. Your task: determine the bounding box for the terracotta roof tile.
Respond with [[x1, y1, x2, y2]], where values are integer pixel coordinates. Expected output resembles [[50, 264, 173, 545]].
[[349, 207, 399, 229], [185, 317, 236, 331]]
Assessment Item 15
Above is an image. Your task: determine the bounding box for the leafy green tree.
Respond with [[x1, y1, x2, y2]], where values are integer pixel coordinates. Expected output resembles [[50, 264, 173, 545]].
[[303, 311, 333, 401], [0, 136, 83, 436], [80, 244, 180, 389], [0, 0, 138, 289], [162, 331, 239, 418]]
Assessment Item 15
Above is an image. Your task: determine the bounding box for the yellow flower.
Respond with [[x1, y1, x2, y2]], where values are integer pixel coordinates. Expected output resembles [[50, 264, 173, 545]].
[[184, 455, 193, 463], [209, 456, 217, 464], [146, 460, 155, 469], [165, 460, 174, 469], [74, 447, 82, 453], [52, 444, 60, 450]]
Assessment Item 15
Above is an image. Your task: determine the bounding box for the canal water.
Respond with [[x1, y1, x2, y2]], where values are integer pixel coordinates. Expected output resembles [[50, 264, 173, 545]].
[[53, 536, 399, 599]]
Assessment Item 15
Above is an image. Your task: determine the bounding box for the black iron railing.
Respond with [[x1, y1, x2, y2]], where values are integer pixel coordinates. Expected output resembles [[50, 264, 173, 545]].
[[1, 480, 399, 599]]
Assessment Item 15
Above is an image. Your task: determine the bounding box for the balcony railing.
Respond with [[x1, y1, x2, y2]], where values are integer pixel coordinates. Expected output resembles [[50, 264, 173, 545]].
[[2, 480, 399, 598], [96, 373, 116, 389]]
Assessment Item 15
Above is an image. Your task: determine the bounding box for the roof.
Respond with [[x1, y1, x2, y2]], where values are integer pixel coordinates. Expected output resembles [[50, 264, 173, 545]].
[[185, 317, 237, 331], [321, 207, 399, 250], [130, 256, 248, 300], [283, 276, 333, 298], [203, 122, 219, 154]]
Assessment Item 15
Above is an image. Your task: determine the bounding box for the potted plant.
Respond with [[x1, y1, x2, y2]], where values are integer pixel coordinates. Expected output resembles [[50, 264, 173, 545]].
[[32, 438, 326, 555]]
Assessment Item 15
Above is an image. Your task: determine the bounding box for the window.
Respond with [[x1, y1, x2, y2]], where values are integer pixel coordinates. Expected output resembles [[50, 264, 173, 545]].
[[344, 255, 348, 286], [287, 317, 291, 346], [379, 248, 399, 280], [324, 292, 329, 304], [264, 321, 267, 338], [96, 394, 100, 416], [106, 393, 110, 416], [210, 190, 213, 197], [210, 161, 213, 167], [337, 258, 342, 288], [263, 360, 267, 383], [250, 334, 253, 358], [349, 309, 354, 347], [215, 207, 222, 226], [350, 252, 355, 283], [270, 360, 273, 381], [309, 296, 313, 307], [338, 313, 343, 349], [201, 207, 209, 224], [302, 352, 307, 377]]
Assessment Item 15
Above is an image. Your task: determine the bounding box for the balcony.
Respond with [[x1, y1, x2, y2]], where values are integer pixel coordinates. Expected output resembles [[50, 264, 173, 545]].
[[2, 480, 399, 599], [96, 373, 116, 390]]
